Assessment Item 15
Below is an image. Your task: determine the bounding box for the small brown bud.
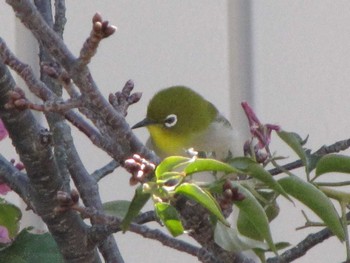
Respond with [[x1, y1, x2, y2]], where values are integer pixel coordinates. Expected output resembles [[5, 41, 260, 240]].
[[93, 21, 102, 32], [92, 13, 102, 24], [129, 176, 139, 186], [71, 189, 80, 204], [223, 188, 233, 199]]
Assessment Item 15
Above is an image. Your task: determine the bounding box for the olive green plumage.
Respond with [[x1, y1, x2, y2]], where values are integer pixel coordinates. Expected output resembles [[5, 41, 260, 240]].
[[133, 86, 234, 159]]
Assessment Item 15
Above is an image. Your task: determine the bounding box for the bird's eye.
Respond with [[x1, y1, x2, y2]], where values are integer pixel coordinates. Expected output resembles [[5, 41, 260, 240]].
[[164, 114, 177, 128]]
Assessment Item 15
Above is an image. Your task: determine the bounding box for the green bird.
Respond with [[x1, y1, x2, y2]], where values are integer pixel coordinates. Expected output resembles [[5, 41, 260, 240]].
[[132, 86, 236, 159], [132, 86, 259, 261]]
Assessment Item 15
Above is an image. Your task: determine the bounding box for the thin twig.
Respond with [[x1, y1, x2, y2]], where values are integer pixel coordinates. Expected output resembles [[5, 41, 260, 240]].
[[62, 203, 218, 263], [78, 13, 116, 66], [267, 212, 350, 263], [91, 160, 119, 182], [0, 155, 31, 208], [269, 138, 350, 176], [0, 38, 56, 101], [109, 80, 142, 117], [90, 222, 221, 263], [41, 62, 81, 98], [6, 0, 158, 164], [127, 224, 221, 263], [53, 0, 66, 37], [0, 37, 120, 159]]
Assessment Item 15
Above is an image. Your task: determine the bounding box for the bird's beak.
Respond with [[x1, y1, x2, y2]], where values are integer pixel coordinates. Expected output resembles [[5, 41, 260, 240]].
[[132, 118, 157, 129]]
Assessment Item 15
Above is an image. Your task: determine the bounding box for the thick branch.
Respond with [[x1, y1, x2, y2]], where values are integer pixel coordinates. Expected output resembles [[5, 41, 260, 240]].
[[174, 197, 254, 263], [34, 1, 123, 261], [65, 138, 124, 262], [0, 61, 100, 263]]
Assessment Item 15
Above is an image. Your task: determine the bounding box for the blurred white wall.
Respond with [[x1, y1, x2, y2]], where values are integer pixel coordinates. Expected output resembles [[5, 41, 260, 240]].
[[1, 1, 350, 262]]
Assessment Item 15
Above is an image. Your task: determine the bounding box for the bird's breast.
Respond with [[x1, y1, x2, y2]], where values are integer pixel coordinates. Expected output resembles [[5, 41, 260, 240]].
[[147, 126, 190, 156]]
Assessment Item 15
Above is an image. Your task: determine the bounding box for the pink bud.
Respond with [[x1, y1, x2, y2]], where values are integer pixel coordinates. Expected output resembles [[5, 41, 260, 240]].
[[0, 225, 11, 243], [0, 119, 8, 141], [0, 184, 11, 195]]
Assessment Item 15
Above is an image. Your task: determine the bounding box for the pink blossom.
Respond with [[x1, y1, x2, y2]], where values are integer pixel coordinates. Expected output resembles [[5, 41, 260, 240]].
[[242, 102, 280, 162], [0, 119, 8, 141], [0, 225, 11, 244], [0, 184, 11, 195], [241, 102, 280, 149]]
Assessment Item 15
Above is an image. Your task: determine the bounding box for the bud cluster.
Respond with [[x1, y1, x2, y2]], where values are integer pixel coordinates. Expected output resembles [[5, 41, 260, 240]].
[[124, 154, 155, 186], [218, 180, 245, 211]]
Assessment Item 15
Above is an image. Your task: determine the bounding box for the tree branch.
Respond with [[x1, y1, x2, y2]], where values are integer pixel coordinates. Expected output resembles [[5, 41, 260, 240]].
[[32, 2, 124, 261], [78, 13, 116, 66], [267, 211, 350, 262], [65, 140, 124, 262], [91, 160, 119, 182], [267, 227, 333, 263], [174, 196, 255, 263], [0, 59, 101, 262], [53, 0, 66, 37], [6, 0, 158, 165], [75, 205, 221, 263], [0, 155, 31, 208], [269, 138, 350, 176]]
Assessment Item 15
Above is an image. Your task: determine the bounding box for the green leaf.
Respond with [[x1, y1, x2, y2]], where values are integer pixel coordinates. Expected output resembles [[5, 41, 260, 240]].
[[175, 183, 229, 226], [230, 157, 290, 201], [155, 156, 190, 179], [0, 198, 21, 238], [103, 200, 131, 219], [231, 182, 277, 254], [0, 228, 63, 263], [315, 154, 350, 178], [277, 130, 309, 172], [278, 176, 345, 241], [305, 150, 322, 173], [205, 180, 226, 194], [237, 211, 263, 241], [155, 202, 184, 237], [121, 186, 150, 231], [156, 172, 182, 186], [184, 158, 240, 175], [320, 187, 350, 203], [214, 221, 269, 252], [237, 191, 280, 241]]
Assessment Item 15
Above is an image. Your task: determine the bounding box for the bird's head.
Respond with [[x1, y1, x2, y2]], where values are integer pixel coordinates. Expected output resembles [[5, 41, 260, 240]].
[[132, 86, 218, 156]]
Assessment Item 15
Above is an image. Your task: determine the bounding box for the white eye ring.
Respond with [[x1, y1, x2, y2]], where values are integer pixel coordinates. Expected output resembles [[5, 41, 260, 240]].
[[164, 114, 177, 128]]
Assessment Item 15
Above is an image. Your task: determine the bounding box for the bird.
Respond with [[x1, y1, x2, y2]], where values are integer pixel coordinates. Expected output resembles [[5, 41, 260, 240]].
[[132, 86, 259, 262], [132, 86, 236, 160]]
